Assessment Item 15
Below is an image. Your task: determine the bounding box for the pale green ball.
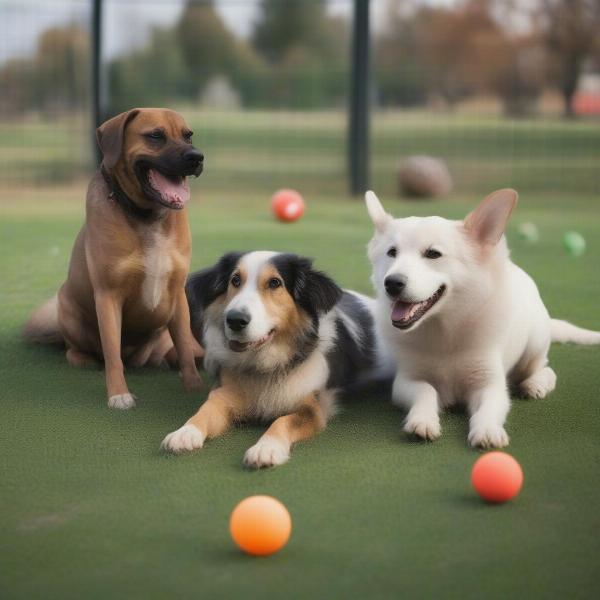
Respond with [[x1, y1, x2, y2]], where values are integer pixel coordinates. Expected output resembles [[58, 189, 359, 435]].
[[563, 231, 586, 257], [517, 222, 540, 243]]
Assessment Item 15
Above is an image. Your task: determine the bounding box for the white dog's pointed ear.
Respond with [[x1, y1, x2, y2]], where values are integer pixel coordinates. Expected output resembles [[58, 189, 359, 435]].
[[464, 188, 518, 246], [365, 190, 392, 233]]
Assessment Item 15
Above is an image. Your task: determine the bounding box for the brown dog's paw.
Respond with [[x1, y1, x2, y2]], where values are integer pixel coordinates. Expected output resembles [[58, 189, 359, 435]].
[[108, 393, 137, 410], [181, 372, 204, 392]]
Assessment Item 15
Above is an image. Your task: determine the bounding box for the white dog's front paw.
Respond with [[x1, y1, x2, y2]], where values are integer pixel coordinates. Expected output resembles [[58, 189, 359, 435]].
[[468, 425, 509, 448], [404, 414, 441, 441], [161, 424, 205, 454], [519, 367, 556, 400], [108, 393, 137, 410], [243, 437, 290, 469]]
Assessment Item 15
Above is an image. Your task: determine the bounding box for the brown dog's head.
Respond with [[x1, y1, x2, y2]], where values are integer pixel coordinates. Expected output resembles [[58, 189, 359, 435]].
[[96, 108, 203, 211]]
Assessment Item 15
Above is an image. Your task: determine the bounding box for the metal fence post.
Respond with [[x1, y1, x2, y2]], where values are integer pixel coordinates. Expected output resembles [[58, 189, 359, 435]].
[[348, 0, 370, 196], [91, 0, 103, 165]]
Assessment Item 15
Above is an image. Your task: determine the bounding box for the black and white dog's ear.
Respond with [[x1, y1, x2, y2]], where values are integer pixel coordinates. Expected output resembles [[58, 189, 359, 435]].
[[273, 254, 342, 318], [186, 252, 244, 311]]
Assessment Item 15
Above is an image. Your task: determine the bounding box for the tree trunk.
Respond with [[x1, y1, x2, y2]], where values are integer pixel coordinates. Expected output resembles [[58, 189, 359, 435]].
[[562, 53, 581, 119]]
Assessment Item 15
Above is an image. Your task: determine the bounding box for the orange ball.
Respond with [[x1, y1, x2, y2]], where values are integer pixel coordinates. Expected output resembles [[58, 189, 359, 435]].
[[271, 189, 305, 222], [471, 452, 524, 503], [229, 495, 292, 556]]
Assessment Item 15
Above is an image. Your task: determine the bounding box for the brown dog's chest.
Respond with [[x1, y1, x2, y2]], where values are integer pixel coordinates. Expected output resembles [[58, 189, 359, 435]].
[[115, 230, 187, 329]]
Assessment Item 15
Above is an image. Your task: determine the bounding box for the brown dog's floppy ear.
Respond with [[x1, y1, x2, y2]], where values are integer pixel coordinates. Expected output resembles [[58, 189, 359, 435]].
[[96, 109, 140, 170], [464, 188, 518, 246]]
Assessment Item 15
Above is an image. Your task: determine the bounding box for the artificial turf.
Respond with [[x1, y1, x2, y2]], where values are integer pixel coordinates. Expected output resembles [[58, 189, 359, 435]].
[[1, 186, 599, 599]]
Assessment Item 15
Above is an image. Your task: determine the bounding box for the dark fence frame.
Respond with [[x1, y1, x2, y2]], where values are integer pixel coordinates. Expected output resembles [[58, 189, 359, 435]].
[[90, 0, 371, 194]]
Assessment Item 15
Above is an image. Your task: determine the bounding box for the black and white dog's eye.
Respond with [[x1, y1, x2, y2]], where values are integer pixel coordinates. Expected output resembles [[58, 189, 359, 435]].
[[387, 247, 397, 258], [268, 278, 282, 289], [231, 273, 241, 288], [424, 249, 442, 259]]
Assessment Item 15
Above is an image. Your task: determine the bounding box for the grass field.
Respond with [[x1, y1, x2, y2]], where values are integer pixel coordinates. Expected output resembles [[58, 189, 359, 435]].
[[1, 182, 599, 598], [1, 109, 599, 196]]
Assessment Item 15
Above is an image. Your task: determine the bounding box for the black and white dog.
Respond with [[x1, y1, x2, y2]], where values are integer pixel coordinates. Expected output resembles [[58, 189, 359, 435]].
[[161, 251, 393, 468]]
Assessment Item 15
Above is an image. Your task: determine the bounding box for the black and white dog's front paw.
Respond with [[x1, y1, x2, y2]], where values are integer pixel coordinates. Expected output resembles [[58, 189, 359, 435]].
[[161, 424, 205, 454]]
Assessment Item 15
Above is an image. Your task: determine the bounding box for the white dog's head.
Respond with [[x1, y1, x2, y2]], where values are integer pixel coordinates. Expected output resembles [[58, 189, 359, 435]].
[[365, 189, 518, 332]]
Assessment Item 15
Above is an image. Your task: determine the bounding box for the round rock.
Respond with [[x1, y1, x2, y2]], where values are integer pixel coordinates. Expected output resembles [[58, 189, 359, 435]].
[[398, 155, 453, 199]]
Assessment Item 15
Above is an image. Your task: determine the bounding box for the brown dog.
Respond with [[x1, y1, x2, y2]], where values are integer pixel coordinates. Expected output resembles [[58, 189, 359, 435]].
[[24, 108, 204, 409]]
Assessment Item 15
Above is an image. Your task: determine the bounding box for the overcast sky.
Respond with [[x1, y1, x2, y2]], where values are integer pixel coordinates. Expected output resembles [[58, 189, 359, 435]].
[[0, 0, 456, 65]]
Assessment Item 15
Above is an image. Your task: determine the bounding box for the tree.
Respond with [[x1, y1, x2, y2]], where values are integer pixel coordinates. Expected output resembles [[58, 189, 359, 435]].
[[374, 1, 428, 107], [492, 35, 546, 117], [537, 0, 600, 117], [251, 0, 348, 107], [374, 0, 513, 108], [0, 23, 89, 115], [108, 27, 192, 114], [253, 0, 337, 63], [417, 0, 509, 106], [178, 1, 245, 95]]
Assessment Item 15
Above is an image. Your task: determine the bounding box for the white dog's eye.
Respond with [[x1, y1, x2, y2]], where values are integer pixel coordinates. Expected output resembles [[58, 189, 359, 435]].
[[387, 246, 397, 258], [231, 273, 241, 288], [268, 277, 282, 289], [424, 248, 442, 259]]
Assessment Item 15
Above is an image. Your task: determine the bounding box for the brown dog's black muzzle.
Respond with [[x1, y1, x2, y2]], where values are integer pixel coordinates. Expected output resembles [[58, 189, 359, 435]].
[[135, 144, 204, 180], [183, 148, 204, 177]]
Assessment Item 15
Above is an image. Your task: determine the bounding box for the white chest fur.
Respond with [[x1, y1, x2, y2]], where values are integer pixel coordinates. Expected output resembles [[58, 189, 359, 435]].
[[141, 232, 172, 311]]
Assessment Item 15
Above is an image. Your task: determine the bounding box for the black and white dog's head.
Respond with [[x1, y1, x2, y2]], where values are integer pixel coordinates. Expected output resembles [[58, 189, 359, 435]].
[[186, 251, 341, 373]]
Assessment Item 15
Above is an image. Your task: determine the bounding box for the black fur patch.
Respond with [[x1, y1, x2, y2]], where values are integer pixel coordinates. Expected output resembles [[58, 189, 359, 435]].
[[271, 254, 342, 321], [186, 252, 245, 341], [326, 292, 376, 389]]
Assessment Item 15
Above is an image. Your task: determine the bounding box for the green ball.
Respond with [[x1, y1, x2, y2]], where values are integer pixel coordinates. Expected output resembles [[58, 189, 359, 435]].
[[563, 231, 586, 257]]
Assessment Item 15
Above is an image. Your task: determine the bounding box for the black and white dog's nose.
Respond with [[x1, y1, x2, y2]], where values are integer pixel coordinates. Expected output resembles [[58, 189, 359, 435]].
[[384, 275, 407, 298], [226, 309, 251, 332]]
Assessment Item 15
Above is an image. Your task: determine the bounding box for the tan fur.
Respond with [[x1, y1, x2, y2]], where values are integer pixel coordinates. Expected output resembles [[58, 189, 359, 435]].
[[258, 265, 304, 341], [24, 108, 204, 407]]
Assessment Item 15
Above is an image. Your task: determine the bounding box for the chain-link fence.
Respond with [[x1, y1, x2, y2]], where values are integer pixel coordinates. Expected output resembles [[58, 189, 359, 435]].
[[1, 0, 599, 198]]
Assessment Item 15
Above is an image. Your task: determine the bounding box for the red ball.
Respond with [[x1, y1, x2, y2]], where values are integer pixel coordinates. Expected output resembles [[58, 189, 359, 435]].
[[471, 452, 523, 503], [271, 189, 305, 222]]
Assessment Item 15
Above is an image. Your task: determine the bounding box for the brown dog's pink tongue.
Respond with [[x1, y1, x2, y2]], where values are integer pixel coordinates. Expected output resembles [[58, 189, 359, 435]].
[[392, 300, 414, 322], [148, 169, 190, 207]]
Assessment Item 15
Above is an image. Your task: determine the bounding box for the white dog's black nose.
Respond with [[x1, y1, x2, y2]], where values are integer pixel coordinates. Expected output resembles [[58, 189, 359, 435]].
[[226, 309, 251, 332], [384, 275, 406, 298]]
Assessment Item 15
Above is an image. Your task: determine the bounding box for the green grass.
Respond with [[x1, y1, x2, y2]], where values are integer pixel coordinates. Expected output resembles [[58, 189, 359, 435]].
[[1, 110, 599, 195], [1, 186, 599, 599]]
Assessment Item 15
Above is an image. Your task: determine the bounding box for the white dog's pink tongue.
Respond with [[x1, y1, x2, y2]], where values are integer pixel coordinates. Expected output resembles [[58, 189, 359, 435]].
[[392, 300, 419, 322], [148, 169, 190, 207]]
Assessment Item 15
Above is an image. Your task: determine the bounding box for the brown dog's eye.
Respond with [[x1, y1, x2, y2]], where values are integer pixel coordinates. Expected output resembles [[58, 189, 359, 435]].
[[424, 248, 442, 259], [268, 278, 282, 290], [387, 247, 397, 258], [231, 273, 241, 288], [184, 130, 193, 142], [145, 130, 165, 141]]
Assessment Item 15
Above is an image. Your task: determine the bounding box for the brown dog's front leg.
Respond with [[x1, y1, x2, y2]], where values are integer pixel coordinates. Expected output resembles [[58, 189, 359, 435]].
[[95, 291, 136, 409], [168, 288, 204, 392], [243, 394, 328, 469], [161, 386, 240, 453]]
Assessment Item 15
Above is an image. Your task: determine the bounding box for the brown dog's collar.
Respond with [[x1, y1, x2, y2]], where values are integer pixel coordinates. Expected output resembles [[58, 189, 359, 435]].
[[100, 165, 157, 221]]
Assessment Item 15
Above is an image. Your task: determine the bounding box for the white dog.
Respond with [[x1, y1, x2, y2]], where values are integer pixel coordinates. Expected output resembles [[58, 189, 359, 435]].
[[365, 188, 600, 448]]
